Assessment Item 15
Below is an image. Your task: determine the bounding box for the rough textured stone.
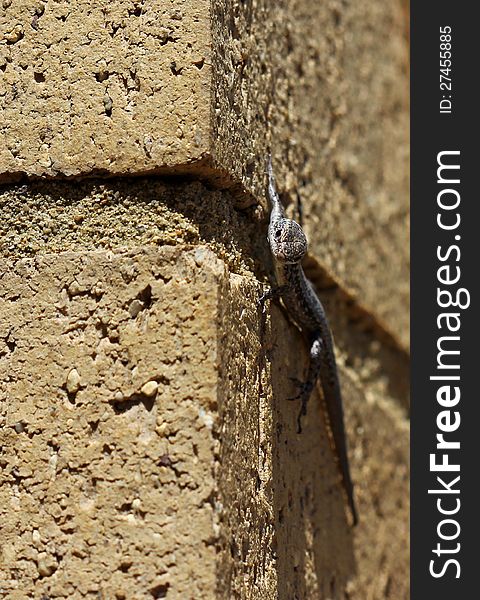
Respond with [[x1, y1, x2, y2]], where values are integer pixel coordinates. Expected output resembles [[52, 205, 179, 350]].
[[212, 0, 410, 348], [0, 179, 265, 276], [0, 247, 223, 599], [0, 0, 211, 178], [218, 272, 409, 599], [1, 246, 409, 599], [1, 0, 409, 346], [1, 0, 410, 596]]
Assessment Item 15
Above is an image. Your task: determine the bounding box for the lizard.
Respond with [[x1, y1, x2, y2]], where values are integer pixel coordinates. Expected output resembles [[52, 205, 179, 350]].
[[259, 156, 358, 526]]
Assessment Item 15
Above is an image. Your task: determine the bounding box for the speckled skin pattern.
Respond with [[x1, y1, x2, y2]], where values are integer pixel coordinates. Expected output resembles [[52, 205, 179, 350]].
[[263, 159, 357, 525]]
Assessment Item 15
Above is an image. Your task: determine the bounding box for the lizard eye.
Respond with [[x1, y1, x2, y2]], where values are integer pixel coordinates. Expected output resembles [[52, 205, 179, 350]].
[[274, 229, 282, 240]]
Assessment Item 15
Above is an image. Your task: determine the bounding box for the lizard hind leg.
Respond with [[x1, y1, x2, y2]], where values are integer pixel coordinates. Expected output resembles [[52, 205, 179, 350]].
[[288, 335, 323, 433]]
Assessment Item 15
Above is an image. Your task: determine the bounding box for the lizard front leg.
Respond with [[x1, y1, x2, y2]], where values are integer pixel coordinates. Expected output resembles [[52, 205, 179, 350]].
[[257, 285, 287, 313]]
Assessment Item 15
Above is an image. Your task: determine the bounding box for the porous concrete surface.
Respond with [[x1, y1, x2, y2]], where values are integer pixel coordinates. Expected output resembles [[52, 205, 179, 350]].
[[0, 245, 409, 598], [1, 0, 409, 347], [0, 247, 224, 599], [1, 0, 410, 595], [0, 0, 211, 178], [218, 274, 409, 599], [0, 179, 264, 275], [0, 179, 409, 412], [212, 0, 410, 348]]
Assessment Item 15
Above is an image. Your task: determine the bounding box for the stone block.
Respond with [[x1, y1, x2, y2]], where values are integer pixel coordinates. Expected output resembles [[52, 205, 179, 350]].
[[1, 246, 408, 598]]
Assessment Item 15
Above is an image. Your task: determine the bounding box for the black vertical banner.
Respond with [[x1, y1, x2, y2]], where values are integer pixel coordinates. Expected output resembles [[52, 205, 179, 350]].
[[411, 3, 478, 598]]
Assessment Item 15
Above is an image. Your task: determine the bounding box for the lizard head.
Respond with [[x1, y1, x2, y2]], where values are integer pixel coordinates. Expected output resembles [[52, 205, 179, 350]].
[[268, 217, 308, 264]]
